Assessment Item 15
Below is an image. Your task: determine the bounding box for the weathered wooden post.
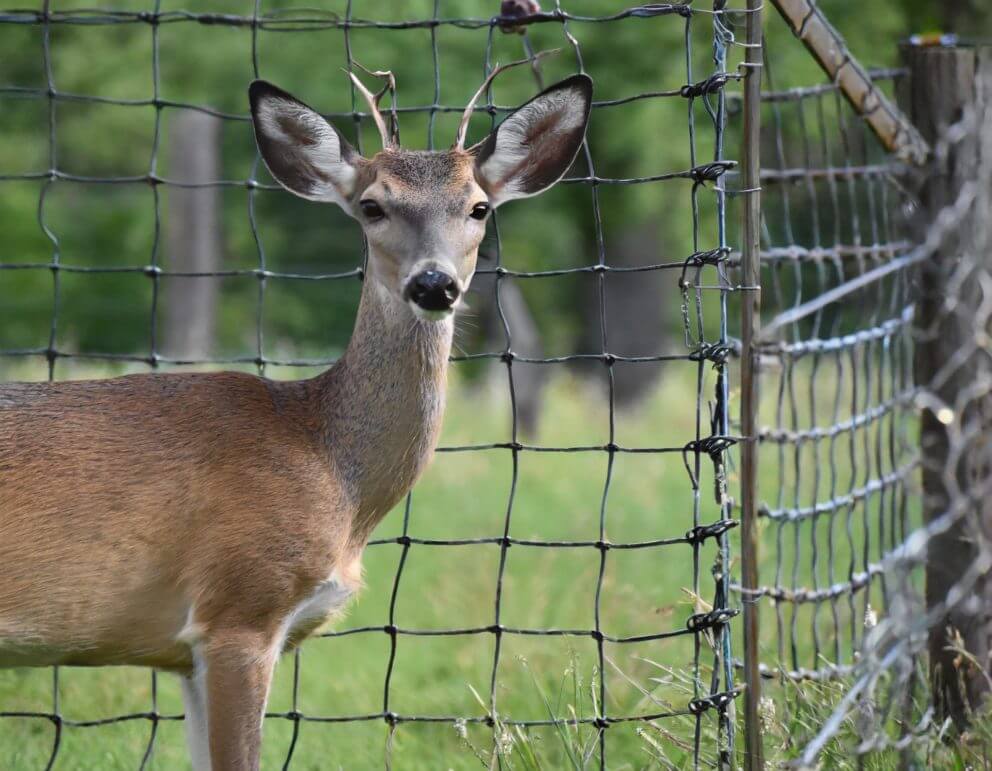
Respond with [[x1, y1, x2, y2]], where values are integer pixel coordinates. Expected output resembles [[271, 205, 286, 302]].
[[164, 110, 222, 360], [900, 42, 992, 728]]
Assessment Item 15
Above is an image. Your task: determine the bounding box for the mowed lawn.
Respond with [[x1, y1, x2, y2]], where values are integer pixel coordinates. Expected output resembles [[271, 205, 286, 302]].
[[0, 365, 733, 770]]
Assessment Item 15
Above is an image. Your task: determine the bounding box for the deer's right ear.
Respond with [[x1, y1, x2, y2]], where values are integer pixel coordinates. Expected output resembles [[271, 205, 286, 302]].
[[249, 80, 361, 208]]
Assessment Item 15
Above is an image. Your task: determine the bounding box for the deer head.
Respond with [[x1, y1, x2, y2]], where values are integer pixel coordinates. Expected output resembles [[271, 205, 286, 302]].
[[248, 71, 592, 321]]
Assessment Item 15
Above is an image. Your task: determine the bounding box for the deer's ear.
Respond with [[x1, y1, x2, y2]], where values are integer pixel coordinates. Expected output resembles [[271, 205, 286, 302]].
[[472, 74, 592, 208], [249, 80, 361, 208]]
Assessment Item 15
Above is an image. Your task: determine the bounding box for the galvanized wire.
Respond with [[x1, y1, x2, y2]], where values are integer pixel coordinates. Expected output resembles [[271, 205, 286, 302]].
[[736, 36, 918, 680]]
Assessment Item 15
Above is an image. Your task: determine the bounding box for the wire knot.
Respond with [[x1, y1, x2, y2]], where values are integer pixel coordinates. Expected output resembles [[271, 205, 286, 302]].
[[689, 161, 735, 185], [685, 519, 738, 545], [686, 607, 738, 632], [689, 343, 731, 365], [687, 688, 741, 715], [680, 72, 730, 99]]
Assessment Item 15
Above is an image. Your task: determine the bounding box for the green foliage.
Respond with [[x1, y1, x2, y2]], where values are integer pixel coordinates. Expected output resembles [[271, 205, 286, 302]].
[[0, 0, 746, 361], [1, 0, 961, 363]]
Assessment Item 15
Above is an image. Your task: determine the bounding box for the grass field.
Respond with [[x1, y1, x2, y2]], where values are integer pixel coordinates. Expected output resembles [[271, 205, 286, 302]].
[[0, 363, 736, 770], [2, 358, 981, 770]]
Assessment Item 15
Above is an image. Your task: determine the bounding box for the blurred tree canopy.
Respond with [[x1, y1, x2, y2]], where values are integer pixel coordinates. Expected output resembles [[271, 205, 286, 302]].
[[0, 0, 987, 367]]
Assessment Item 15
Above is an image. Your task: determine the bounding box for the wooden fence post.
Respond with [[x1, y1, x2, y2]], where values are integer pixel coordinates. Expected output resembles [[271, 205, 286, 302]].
[[900, 42, 992, 729]]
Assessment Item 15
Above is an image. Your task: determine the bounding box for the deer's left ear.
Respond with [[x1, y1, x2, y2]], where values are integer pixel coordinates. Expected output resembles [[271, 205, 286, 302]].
[[471, 74, 592, 208]]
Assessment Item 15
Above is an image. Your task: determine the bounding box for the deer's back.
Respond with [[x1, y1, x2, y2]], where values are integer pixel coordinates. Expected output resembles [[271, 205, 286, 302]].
[[0, 372, 351, 668]]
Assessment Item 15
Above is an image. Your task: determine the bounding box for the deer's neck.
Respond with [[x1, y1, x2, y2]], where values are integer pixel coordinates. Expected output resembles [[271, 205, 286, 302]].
[[315, 277, 453, 545]]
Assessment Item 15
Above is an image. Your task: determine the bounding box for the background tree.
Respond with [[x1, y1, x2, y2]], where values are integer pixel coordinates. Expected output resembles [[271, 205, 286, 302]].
[[2, 0, 985, 390]]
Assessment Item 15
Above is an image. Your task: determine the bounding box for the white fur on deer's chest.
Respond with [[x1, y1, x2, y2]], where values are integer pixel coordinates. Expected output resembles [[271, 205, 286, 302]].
[[282, 570, 356, 641]]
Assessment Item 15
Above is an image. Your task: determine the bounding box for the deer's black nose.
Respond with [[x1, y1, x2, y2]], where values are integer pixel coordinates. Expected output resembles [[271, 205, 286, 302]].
[[405, 270, 460, 312]]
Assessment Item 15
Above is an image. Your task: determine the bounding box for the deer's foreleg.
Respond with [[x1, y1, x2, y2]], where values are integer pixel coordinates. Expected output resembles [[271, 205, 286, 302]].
[[180, 659, 212, 771], [201, 629, 279, 771]]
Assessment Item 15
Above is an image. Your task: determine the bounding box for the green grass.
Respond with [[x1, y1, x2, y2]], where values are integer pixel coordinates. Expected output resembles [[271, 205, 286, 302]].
[[0, 364, 732, 770], [1, 359, 979, 770]]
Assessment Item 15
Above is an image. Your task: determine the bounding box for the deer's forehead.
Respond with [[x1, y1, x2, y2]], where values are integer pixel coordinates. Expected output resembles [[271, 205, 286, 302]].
[[364, 150, 481, 202]]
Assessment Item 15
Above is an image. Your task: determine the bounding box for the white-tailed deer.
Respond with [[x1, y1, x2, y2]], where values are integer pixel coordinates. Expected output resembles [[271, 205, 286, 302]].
[[0, 70, 591, 770]]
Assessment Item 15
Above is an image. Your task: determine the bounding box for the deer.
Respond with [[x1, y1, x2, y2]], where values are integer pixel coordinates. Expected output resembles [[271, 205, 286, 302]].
[[0, 67, 592, 770]]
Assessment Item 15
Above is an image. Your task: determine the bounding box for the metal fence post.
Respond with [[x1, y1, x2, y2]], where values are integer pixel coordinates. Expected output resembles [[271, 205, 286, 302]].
[[899, 41, 992, 729], [740, 0, 764, 768]]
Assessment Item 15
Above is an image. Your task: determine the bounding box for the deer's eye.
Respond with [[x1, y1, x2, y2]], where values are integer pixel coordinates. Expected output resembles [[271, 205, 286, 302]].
[[360, 200, 385, 220], [469, 202, 490, 221]]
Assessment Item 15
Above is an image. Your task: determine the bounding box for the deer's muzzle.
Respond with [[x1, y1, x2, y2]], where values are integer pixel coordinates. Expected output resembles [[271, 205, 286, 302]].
[[404, 270, 460, 313]]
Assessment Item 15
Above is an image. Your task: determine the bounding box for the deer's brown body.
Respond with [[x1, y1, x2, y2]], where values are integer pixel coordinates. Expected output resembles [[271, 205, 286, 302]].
[[0, 283, 449, 673], [0, 72, 591, 770]]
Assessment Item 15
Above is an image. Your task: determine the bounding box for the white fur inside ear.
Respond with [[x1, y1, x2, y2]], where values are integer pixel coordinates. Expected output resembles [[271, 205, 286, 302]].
[[255, 96, 357, 204], [478, 86, 588, 205]]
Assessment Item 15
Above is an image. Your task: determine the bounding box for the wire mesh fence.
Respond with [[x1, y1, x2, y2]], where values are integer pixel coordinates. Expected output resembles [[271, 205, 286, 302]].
[[745, 44, 919, 687], [787, 44, 992, 768], [0, 1, 750, 768], [735, 7, 992, 766]]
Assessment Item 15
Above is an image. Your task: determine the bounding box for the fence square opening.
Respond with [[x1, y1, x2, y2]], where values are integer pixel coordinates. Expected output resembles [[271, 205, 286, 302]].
[[46, 183, 156, 271], [386, 633, 495, 719], [55, 270, 152, 358], [510, 452, 605, 544], [51, 23, 152, 103], [493, 634, 600, 724], [283, 632, 390, 718], [54, 101, 156, 179], [0, 268, 55, 363], [499, 545, 599, 632], [158, 22, 253, 114], [404, 451, 513, 542], [600, 544, 700, 642], [269, 718, 387, 770], [604, 453, 696, 546], [393, 543, 500, 632]]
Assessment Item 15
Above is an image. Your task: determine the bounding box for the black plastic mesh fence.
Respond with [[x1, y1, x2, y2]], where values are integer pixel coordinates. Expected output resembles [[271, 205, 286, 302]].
[[0, 2, 750, 768]]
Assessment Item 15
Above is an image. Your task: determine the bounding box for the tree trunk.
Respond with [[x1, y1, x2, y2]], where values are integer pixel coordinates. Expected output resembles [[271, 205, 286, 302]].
[[576, 223, 669, 408], [164, 110, 222, 361]]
